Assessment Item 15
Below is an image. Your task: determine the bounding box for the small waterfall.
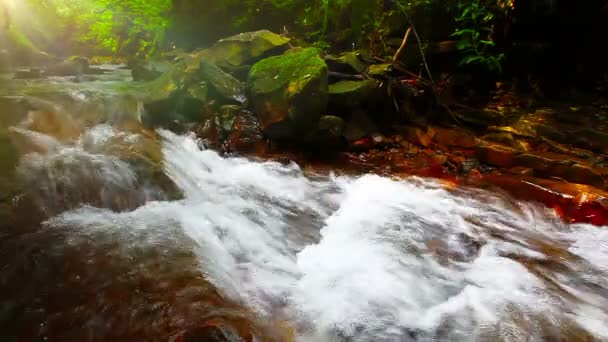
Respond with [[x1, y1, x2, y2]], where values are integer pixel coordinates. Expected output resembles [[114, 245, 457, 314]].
[[40, 130, 608, 341]]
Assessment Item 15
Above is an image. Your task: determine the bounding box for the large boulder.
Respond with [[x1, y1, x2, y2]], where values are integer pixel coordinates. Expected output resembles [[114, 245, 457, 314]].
[[131, 59, 172, 81], [200, 30, 291, 71], [142, 56, 245, 129], [247, 47, 328, 140]]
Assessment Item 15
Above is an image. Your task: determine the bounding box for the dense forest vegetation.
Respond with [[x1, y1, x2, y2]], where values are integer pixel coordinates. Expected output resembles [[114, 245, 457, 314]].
[[2, 0, 606, 81]]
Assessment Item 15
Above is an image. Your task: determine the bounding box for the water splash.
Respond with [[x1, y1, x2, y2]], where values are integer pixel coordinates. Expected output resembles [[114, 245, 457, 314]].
[[42, 130, 608, 341]]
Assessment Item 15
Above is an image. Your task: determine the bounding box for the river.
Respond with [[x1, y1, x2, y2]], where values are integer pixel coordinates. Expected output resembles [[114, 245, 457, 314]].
[[1, 67, 607, 341]]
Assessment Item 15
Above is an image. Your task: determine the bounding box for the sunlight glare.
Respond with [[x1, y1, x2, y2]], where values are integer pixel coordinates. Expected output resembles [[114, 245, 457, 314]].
[[3, 0, 15, 11]]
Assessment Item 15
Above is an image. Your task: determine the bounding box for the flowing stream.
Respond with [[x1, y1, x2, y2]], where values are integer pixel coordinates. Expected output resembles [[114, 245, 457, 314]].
[[1, 69, 608, 341]]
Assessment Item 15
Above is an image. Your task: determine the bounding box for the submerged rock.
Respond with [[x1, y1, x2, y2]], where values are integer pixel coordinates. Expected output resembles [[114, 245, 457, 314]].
[[247, 47, 328, 140]]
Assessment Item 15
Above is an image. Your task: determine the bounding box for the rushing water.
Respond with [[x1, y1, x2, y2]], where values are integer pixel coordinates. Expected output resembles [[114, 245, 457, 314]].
[[1, 72, 608, 341]]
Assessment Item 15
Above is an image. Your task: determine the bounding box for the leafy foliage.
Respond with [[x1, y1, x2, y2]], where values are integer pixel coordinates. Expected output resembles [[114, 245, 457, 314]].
[[452, 0, 512, 72], [18, 0, 171, 57]]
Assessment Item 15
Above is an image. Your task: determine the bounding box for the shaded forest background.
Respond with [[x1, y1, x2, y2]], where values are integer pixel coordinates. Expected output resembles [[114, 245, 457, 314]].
[[1, 0, 608, 86]]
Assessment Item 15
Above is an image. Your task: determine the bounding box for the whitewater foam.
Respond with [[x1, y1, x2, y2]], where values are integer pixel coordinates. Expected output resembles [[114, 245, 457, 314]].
[[42, 130, 608, 341]]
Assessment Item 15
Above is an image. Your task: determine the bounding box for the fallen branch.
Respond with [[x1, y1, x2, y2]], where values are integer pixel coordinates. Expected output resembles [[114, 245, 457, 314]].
[[392, 27, 413, 64]]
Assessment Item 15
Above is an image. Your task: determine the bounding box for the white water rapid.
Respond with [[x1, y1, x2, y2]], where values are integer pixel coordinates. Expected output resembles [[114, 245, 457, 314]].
[[32, 128, 608, 341]]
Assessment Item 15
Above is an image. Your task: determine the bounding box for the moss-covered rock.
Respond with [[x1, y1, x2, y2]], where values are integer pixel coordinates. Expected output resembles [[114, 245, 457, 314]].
[[142, 55, 245, 129], [368, 63, 393, 77], [247, 47, 328, 140], [325, 51, 367, 74], [198, 59, 245, 102], [200, 30, 291, 71], [131, 59, 172, 81], [329, 79, 379, 109]]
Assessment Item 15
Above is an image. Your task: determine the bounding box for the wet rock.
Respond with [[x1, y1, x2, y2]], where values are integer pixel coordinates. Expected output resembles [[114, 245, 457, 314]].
[[200, 30, 291, 71], [507, 166, 535, 176], [142, 55, 245, 129], [226, 110, 263, 152], [344, 110, 377, 142], [429, 126, 476, 149], [131, 59, 172, 81], [198, 105, 263, 152], [142, 64, 204, 129], [563, 163, 605, 188], [481, 132, 530, 151], [515, 152, 606, 188], [304, 115, 346, 147], [318, 115, 345, 137], [475, 142, 518, 168], [367, 63, 392, 77], [199, 59, 245, 102], [477, 175, 608, 226], [45, 57, 90, 76], [400, 126, 433, 147], [456, 108, 503, 128], [325, 51, 367, 74], [247, 48, 328, 140], [14, 68, 42, 79], [328, 79, 379, 109]]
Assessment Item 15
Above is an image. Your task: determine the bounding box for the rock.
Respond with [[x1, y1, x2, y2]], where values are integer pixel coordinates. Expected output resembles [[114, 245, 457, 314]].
[[14, 68, 42, 79], [507, 166, 535, 176], [141, 54, 245, 129], [201, 30, 291, 71], [142, 63, 206, 129], [344, 110, 377, 142], [328, 79, 379, 109], [565, 163, 605, 188], [325, 51, 367, 74], [131, 59, 172, 81], [318, 115, 345, 137], [476, 175, 608, 226], [475, 142, 519, 168], [430, 126, 476, 149], [514, 152, 568, 172], [247, 47, 328, 140], [514, 152, 606, 188], [226, 110, 263, 152], [198, 105, 263, 152], [481, 132, 530, 151], [305, 115, 346, 147], [368, 63, 392, 77], [199, 59, 245, 102], [456, 108, 503, 128], [45, 57, 90, 76], [400, 126, 433, 147]]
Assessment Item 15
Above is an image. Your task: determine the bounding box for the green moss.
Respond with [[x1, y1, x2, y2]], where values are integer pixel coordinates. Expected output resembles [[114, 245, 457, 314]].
[[248, 47, 327, 96], [205, 30, 291, 68], [329, 80, 376, 94], [247, 47, 329, 138]]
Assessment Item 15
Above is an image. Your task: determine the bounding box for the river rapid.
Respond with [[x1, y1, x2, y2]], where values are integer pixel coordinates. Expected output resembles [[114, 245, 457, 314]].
[[1, 69, 607, 341]]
